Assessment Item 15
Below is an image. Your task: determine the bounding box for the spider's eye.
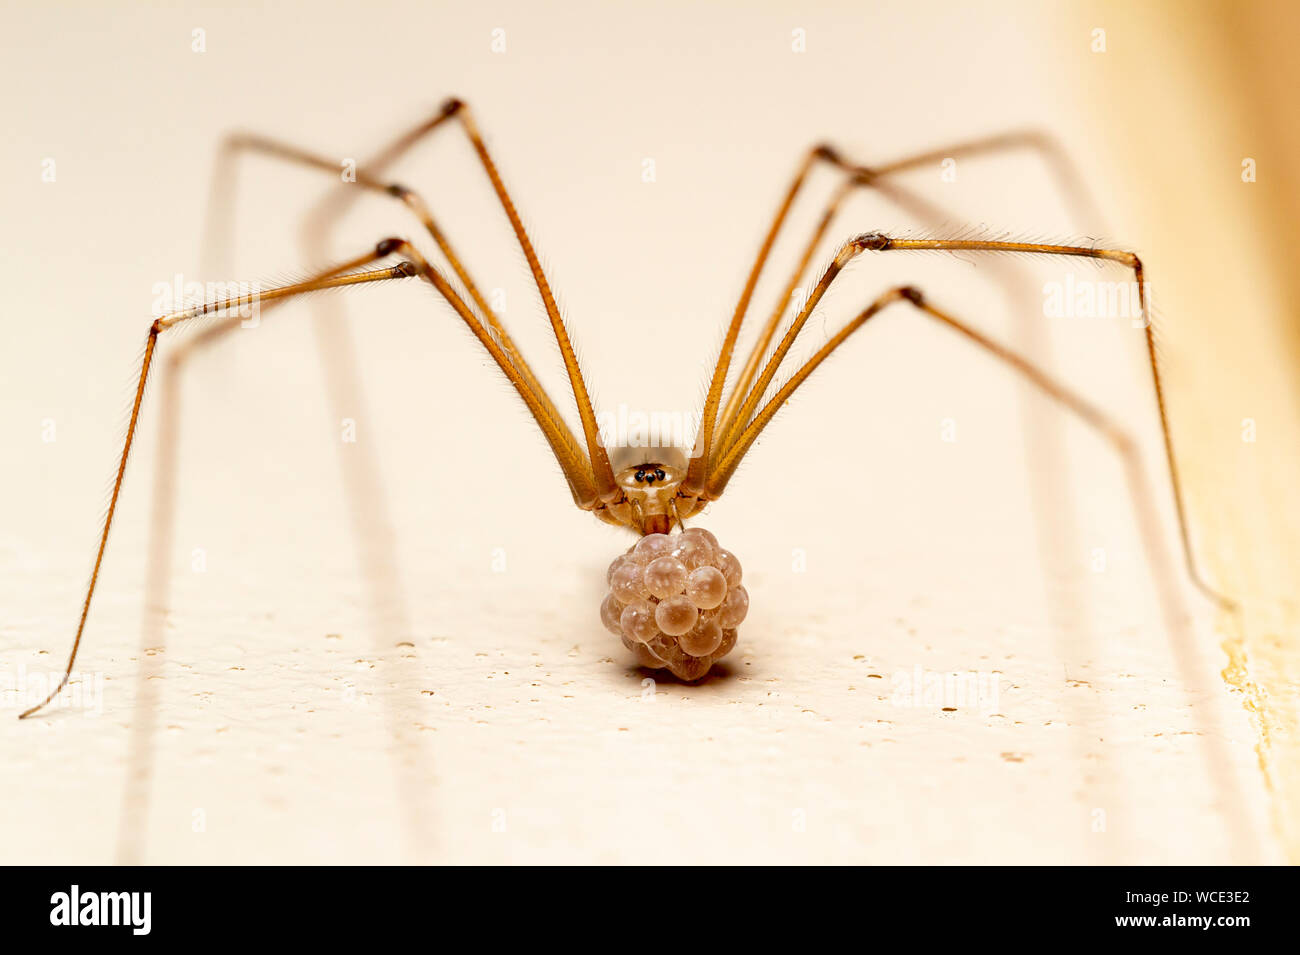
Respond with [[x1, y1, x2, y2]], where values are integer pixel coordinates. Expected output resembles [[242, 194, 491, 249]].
[[635, 469, 646, 482], [654, 468, 665, 481]]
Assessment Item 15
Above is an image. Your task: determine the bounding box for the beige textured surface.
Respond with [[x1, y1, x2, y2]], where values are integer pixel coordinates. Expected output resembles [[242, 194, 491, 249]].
[[0, 0, 1289, 863], [1079, 0, 1300, 866]]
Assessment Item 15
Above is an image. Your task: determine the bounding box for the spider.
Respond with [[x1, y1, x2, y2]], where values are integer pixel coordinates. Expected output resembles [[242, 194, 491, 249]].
[[20, 97, 1234, 716]]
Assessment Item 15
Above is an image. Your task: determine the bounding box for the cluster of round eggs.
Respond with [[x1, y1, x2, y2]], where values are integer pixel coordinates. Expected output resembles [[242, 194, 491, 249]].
[[600, 527, 748, 680]]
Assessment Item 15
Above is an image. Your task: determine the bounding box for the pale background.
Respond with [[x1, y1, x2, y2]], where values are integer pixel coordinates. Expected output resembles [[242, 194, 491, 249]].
[[1, 0, 1296, 864]]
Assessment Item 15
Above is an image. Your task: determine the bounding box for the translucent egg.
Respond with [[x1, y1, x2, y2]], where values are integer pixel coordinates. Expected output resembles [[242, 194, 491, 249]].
[[655, 595, 698, 636], [680, 616, 723, 657], [671, 654, 713, 681], [716, 627, 739, 659], [633, 533, 674, 563], [644, 556, 688, 599], [632, 641, 668, 668], [606, 554, 633, 586], [685, 565, 727, 609], [619, 600, 659, 644], [716, 549, 743, 588], [671, 534, 714, 570], [717, 585, 749, 628], [680, 526, 719, 551], [599, 593, 624, 635], [610, 560, 649, 603]]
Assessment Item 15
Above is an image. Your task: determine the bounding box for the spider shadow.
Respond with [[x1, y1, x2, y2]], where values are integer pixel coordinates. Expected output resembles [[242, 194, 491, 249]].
[[625, 660, 738, 689]]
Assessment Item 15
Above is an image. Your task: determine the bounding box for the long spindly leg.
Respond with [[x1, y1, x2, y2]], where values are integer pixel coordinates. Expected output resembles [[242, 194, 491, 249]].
[[221, 125, 522, 354], [712, 284, 1130, 479], [115, 241, 421, 859], [689, 130, 1095, 496], [217, 100, 617, 503], [705, 233, 1235, 612], [416, 249, 608, 509], [444, 101, 618, 501], [20, 244, 434, 720], [214, 116, 600, 510], [252, 97, 618, 502]]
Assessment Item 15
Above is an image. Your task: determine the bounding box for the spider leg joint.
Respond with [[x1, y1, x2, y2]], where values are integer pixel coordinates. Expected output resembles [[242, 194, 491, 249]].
[[812, 142, 841, 163], [899, 285, 925, 306], [855, 231, 892, 252]]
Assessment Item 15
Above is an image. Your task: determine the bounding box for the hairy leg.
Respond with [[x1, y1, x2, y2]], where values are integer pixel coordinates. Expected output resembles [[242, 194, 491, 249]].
[[706, 233, 1233, 611], [21, 243, 423, 719]]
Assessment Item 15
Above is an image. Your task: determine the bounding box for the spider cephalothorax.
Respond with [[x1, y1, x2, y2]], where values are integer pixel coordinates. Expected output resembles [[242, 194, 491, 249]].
[[607, 446, 699, 535]]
